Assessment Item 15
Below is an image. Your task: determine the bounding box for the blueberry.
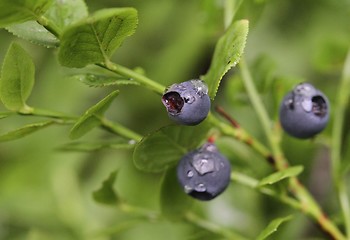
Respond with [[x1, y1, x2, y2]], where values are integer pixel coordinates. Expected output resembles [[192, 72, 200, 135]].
[[279, 82, 329, 139], [162, 80, 211, 125], [177, 143, 231, 201]]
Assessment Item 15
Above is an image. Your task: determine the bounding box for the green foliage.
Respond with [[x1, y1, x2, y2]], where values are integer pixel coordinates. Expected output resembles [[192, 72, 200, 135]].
[[6, 21, 59, 48], [160, 167, 193, 220], [70, 73, 139, 87], [58, 8, 138, 67], [258, 166, 304, 187], [0, 42, 35, 112], [69, 90, 119, 139], [0, 1, 349, 240], [256, 215, 293, 240], [133, 122, 211, 173], [58, 140, 134, 152], [202, 19, 249, 99], [44, 0, 88, 30], [0, 0, 53, 28], [0, 121, 54, 142], [93, 171, 119, 205]]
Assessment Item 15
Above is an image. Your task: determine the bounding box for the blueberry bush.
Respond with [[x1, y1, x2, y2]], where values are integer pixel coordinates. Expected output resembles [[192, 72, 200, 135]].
[[0, 0, 349, 239]]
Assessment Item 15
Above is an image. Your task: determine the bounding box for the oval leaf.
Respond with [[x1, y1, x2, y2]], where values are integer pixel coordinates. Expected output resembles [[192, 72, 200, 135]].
[[93, 171, 119, 205], [70, 73, 139, 87], [0, 42, 35, 112], [115, 160, 163, 210], [256, 215, 293, 240], [0, 121, 54, 142], [133, 122, 211, 173], [160, 167, 193, 220], [58, 8, 138, 68], [0, 112, 12, 119], [202, 20, 249, 99], [69, 90, 119, 139], [258, 166, 304, 187], [44, 0, 88, 30], [0, 0, 53, 28], [6, 21, 59, 48]]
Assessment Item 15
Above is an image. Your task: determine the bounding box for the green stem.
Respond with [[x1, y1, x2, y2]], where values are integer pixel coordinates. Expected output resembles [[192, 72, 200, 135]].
[[231, 171, 302, 210], [98, 61, 166, 95], [101, 117, 142, 142], [239, 58, 346, 240], [37, 15, 62, 38], [207, 113, 272, 161], [331, 50, 350, 239], [239, 58, 285, 169], [184, 212, 249, 240], [31, 107, 77, 120], [224, 0, 235, 29], [26, 107, 143, 142]]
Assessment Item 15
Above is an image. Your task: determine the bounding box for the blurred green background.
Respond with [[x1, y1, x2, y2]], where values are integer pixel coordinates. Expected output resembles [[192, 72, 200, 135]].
[[0, 0, 349, 239]]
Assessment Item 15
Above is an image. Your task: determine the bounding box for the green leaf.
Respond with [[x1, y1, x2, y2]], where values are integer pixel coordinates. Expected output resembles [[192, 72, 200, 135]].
[[58, 140, 134, 152], [6, 21, 59, 48], [0, 112, 12, 119], [115, 160, 163, 210], [0, 0, 53, 28], [0, 42, 35, 112], [133, 122, 211, 173], [70, 73, 140, 87], [69, 90, 119, 139], [93, 171, 119, 205], [45, 0, 88, 30], [256, 215, 293, 240], [58, 8, 138, 68], [202, 19, 249, 99], [258, 166, 304, 187], [0, 121, 54, 142], [160, 167, 193, 220]]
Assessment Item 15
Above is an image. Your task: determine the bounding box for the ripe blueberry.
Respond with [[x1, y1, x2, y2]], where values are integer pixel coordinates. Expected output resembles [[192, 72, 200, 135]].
[[162, 80, 211, 125], [279, 82, 329, 139], [177, 143, 231, 201]]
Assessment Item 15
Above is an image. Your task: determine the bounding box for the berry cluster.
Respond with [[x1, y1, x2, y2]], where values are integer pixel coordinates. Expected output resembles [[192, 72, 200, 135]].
[[162, 80, 230, 200], [162, 80, 330, 201]]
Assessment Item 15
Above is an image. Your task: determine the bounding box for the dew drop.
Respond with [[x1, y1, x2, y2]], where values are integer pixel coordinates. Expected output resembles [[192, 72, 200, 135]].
[[195, 183, 206, 192], [190, 80, 208, 96], [184, 185, 192, 193], [301, 99, 313, 112], [183, 93, 195, 104], [192, 156, 215, 175], [187, 170, 194, 178]]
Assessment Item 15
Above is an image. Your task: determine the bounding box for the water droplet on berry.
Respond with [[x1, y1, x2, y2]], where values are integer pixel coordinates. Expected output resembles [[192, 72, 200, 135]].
[[184, 185, 192, 193], [187, 170, 194, 178], [190, 80, 208, 96], [183, 93, 195, 104], [301, 99, 313, 112], [195, 183, 206, 192], [192, 155, 215, 175]]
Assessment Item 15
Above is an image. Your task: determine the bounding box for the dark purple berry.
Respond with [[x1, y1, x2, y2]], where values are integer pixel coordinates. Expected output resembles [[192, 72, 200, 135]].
[[279, 82, 329, 139], [162, 80, 211, 125], [177, 143, 231, 201]]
